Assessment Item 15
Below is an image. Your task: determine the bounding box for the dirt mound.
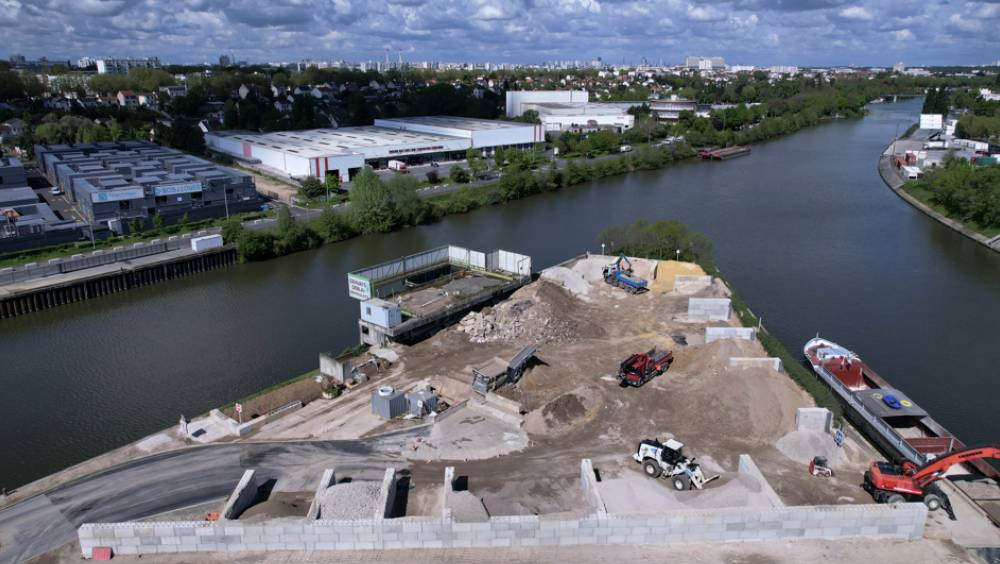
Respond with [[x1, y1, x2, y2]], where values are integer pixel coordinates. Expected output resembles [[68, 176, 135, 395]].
[[238, 492, 311, 522], [650, 260, 706, 293], [525, 386, 601, 438]]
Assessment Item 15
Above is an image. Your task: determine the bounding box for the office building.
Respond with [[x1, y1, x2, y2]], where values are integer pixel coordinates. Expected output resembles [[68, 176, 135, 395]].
[[95, 57, 161, 75], [35, 141, 260, 232], [505, 91, 634, 133], [0, 157, 85, 251]]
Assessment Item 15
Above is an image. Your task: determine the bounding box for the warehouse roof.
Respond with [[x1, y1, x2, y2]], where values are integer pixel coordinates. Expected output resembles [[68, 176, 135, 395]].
[[209, 126, 462, 159], [376, 115, 530, 131]]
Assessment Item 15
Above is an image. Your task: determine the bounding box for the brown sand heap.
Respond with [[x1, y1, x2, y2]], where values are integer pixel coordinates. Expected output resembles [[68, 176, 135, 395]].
[[651, 260, 707, 293], [457, 282, 585, 345], [524, 386, 602, 438], [660, 338, 802, 443], [317, 481, 381, 520]]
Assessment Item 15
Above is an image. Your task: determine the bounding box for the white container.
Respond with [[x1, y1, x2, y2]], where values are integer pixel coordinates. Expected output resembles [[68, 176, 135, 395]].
[[191, 234, 223, 252], [360, 298, 402, 329]]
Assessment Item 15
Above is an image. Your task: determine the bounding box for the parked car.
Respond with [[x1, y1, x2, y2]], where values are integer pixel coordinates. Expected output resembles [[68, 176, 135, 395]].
[[49, 186, 63, 195]]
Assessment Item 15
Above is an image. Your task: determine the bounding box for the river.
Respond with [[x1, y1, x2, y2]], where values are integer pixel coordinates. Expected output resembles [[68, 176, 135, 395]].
[[1, 98, 998, 490]]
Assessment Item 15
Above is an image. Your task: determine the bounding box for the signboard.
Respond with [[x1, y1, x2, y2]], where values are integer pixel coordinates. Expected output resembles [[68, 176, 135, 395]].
[[234, 403, 243, 414], [348, 273, 372, 300], [153, 182, 202, 197], [91, 188, 145, 203]]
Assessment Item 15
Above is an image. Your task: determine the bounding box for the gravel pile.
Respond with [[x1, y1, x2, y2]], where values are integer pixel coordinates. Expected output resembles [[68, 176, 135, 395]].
[[318, 481, 382, 520], [776, 429, 848, 466]]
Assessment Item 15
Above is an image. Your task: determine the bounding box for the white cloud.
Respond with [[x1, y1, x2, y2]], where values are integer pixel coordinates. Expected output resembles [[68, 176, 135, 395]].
[[686, 4, 726, 21], [765, 32, 780, 45], [948, 13, 982, 32], [838, 5, 873, 20], [892, 28, 913, 41]]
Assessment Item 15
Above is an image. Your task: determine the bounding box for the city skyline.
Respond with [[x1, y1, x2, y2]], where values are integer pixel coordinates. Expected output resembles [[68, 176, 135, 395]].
[[3, 0, 999, 67]]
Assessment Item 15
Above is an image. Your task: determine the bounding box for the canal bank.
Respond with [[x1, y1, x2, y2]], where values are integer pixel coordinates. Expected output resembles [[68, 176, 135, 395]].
[[878, 142, 1000, 253], [2, 98, 999, 492]]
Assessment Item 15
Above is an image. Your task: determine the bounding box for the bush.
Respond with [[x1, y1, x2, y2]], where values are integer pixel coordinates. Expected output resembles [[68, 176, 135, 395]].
[[426, 170, 440, 184], [449, 166, 470, 184], [299, 175, 325, 199]]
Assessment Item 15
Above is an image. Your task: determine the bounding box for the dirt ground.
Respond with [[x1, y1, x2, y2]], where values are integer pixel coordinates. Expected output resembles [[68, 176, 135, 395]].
[[394, 256, 880, 512], [221, 374, 323, 420]]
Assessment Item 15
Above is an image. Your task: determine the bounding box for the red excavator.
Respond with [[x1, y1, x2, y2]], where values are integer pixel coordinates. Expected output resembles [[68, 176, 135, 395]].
[[864, 445, 1000, 519]]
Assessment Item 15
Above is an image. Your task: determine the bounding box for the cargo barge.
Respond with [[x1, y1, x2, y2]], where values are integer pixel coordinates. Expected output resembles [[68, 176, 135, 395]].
[[697, 145, 751, 160], [803, 337, 999, 481]]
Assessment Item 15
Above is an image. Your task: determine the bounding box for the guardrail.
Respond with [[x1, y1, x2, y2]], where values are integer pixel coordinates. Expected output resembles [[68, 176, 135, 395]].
[[0, 230, 218, 287]]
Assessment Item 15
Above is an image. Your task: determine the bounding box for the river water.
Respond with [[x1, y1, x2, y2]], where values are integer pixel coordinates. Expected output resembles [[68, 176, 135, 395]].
[[2, 98, 998, 489]]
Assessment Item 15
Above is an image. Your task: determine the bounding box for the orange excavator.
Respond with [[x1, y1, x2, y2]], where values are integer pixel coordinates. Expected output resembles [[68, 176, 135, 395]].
[[864, 445, 1000, 519]]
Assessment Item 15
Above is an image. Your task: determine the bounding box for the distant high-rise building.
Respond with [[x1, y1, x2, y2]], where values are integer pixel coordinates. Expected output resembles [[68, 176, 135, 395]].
[[219, 54, 232, 67], [686, 56, 725, 71], [76, 57, 95, 68], [893, 62, 905, 73], [9, 54, 26, 66], [95, 57, 160, 75]]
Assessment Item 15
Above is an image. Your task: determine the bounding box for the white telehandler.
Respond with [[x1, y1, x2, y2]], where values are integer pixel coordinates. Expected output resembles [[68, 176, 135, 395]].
[[633, 438, 720, 491]]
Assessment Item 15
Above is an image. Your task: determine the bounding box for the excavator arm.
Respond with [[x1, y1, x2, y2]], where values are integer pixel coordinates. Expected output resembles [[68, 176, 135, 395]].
[[912, 445, 1000, 489], [615, 253, 633, 273]]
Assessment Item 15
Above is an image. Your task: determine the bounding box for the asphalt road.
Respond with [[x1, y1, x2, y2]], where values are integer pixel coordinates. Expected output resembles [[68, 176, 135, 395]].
[[0, 430, 425, 564]]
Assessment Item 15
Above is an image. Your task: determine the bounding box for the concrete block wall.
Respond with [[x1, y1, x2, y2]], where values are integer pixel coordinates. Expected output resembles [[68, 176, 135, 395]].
[[222, 470, 258, 520], [737, 455, 784, 508], [728, 357, 783, 371], [306, 469, 336, 520], [579, 459, 607, 516], [688, 298, 732, 321], [374, 468, 397, 521], [673, 275, 712, 294], [78, 502, 927, 556], [476, 393, 524, 427], [705, 327, 756, 343], [796, 408, 833, 434]]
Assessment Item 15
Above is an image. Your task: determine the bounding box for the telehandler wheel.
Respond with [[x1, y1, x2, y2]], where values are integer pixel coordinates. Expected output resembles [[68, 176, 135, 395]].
[[923, 493, 943, 511], [886, 493, 905, 504]]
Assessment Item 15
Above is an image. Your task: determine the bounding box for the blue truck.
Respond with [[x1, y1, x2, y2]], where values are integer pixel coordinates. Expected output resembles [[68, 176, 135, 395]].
[[602, 254, 648, 294]]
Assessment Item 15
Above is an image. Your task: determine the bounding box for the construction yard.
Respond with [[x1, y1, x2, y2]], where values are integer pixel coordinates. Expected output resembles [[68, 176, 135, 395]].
[[221, 254, 884, 515], [33, 254, 999, 562]]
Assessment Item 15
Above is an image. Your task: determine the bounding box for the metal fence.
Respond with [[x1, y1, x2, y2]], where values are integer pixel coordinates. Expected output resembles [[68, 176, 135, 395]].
[[0, 229, 218, 287]]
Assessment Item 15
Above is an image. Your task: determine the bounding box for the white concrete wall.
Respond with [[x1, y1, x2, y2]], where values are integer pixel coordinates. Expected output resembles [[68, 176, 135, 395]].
[[470, 125, 538, 149], [705, 327, 756, 343], [688, 298, 732, 321], [222, 470, 258, 520], [78, 502, 927, 556], [728, 357, 783, 371]]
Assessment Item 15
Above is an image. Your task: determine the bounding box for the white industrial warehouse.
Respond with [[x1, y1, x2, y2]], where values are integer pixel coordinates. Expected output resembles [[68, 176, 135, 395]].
[[205, 116, 544, 183], [505, 90, 635, 133]]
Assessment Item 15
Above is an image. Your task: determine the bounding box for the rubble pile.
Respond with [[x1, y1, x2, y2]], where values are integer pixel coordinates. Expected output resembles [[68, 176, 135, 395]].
[[458, 297, 575, 344]]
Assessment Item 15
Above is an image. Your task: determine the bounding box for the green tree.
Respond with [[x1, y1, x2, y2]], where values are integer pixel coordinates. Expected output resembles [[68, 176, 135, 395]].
[[129, 218, 144, 234], [179, 212, 190, 231], [152, 213, 165, 230], [349, 167, 397, 233], [298, 176, 325, 199], [221, 216, 243, 242], [316, 207, 356, 242], [449, 166, 470, 184], [466, 148, 487, 179], [324, 173, 340, 195]]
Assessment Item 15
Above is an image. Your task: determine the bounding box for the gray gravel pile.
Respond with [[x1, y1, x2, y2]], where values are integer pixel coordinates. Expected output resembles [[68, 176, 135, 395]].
[[318, 481, 382, 520]]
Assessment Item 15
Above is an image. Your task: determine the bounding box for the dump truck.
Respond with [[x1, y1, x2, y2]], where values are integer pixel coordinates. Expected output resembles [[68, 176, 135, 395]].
[[602, 253, 648, 294], [472, 345, 537, 395], [633, 438, 720, 491], [618, 348, 673, 387]]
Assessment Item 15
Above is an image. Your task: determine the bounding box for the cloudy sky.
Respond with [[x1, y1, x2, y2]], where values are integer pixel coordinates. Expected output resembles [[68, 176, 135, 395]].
[[3, 0, 999, 66]]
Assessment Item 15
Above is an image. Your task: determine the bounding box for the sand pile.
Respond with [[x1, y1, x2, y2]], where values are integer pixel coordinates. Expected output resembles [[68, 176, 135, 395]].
[[776, 429, 848, 466], [650, 260, 707, 293], [318, 481, 381, 519]]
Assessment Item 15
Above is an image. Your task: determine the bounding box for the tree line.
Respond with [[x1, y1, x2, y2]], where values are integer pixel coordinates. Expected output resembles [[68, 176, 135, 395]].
[[909, 156, 1000, 230]]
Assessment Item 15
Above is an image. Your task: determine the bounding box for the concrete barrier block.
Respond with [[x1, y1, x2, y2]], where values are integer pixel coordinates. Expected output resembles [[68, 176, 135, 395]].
[[705, 327, 756, 343], [688, 298, 732, 321], [222, 470, 258, 520], [795, 408, 832, 433], [728, 357, 783, 371]]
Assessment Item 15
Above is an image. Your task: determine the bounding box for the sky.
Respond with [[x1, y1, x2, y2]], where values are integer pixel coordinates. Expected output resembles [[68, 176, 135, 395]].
[[3, 0, 1000, 67]]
